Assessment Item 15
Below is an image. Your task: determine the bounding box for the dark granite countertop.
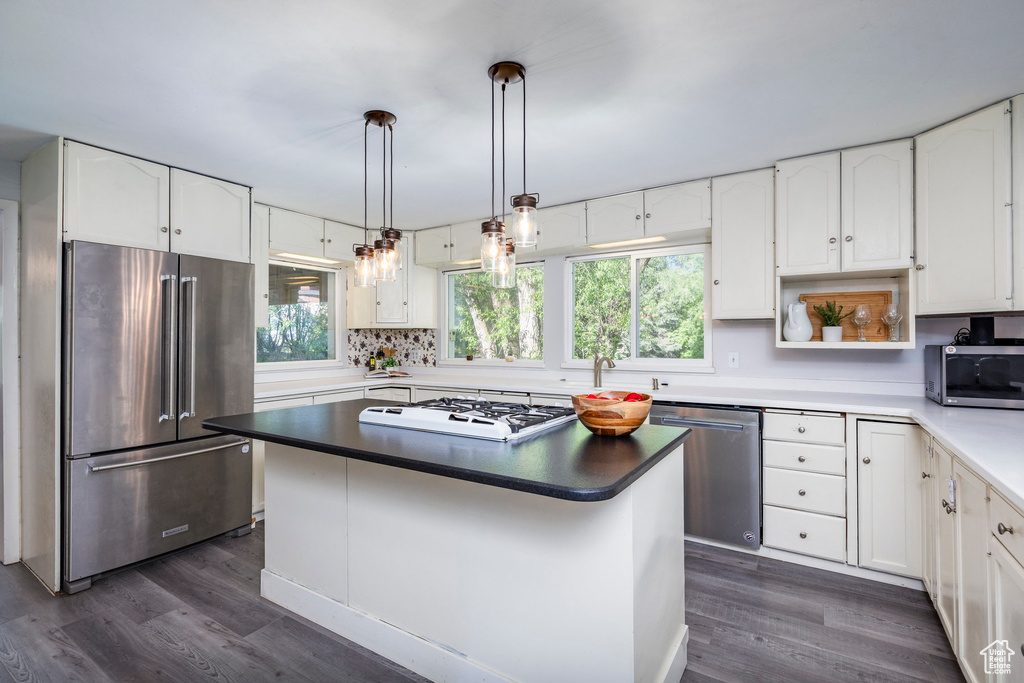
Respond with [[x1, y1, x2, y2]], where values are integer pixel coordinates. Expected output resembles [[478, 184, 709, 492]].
[[203, 399, 690, 502]]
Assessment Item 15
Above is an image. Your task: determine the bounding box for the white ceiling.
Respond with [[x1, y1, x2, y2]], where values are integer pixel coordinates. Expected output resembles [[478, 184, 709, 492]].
[[2, 0, 1024, 229]]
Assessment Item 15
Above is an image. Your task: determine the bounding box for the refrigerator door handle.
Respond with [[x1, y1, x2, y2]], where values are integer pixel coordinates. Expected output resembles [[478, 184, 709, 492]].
[[87, 438, 249, 473], [159, 273, 177, 422], [180, 276, 198, 420]]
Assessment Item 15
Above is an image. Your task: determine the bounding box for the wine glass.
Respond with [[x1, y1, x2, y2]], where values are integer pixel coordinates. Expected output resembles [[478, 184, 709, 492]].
[[881, 304, 903, 342], [852, 305, 872, 342]]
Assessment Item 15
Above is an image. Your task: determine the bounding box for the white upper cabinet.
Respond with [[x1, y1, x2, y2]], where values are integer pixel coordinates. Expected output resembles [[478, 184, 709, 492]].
[[535, 202, 586, 252], [586, 192, 644, 244], [711, 169, 775, 319], [63, 141, 171, 251], [349, 233, 436, 329], [268, 207, 326, 258], [449, 220, 481, 262], [415, 226, 451, 265], [376, 238, 409, 325], [324, 220, 364, 262], [775, 152, 841, 275], [644, 179, 711, 237], [840, 140, 914, 271], [252, 203, 270, 328], [169, 169, 250, 262], [915, 100, 1012, 315]]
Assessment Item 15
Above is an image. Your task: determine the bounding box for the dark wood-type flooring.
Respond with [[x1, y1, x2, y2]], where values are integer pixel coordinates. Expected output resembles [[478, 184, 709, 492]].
[[0, 525, 963, 682]]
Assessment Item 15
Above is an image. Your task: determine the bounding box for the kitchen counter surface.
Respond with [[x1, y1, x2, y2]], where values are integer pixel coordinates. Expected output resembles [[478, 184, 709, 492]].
[[254, 374, 1024, 510], [204, 399, 690, 502]]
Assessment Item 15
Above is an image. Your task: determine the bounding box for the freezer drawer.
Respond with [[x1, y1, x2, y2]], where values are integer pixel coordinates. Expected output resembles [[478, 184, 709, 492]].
[[65, 435, 252, 585]]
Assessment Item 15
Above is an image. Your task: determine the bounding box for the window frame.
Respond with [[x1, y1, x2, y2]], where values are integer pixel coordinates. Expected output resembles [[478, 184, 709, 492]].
[[563, 244, 713, 371], [438, 260, 546, 368], [254, 259, 347, 371]]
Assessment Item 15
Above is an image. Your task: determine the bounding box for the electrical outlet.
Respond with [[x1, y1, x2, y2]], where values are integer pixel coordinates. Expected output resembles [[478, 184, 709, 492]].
[[409, 349, 422, 363], [728, 352, 740, 368]]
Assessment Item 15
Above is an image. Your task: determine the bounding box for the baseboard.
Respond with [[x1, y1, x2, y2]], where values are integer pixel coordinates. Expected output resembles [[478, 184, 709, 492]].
[[659, 625, 689, 683]]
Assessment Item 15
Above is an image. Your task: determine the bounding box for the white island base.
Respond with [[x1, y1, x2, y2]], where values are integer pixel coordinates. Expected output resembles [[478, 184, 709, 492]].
[[261, 442, 687, 683]]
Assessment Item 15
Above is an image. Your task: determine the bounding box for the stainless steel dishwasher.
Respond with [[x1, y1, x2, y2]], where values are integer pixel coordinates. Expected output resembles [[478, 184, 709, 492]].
[[649, 402, 761, 549]]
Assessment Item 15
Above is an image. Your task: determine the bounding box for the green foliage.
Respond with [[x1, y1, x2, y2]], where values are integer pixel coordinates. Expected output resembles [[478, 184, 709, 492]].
[[813, 300, 852, 327], [449, 266, 544, 360], [637, 253, 705, 359], [572, 258, 632, 359], [257, 302, 331, 362]]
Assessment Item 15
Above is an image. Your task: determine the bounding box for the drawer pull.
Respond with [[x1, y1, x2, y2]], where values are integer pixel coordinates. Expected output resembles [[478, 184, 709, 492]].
[[797, 455, 806, 463], [797, 426, 806, 433], [799, 532, 807, 539], [942, 499, 956, 514], [862, 457, 871, 464], [922, 472, 930, 479], [998, 522, 1014, 535], [798, 489, 806, 496]]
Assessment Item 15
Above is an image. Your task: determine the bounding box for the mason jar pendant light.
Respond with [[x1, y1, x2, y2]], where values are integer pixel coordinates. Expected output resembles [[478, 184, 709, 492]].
[[354, 112, 385, 286], [482, 62, 521, 272], [492, 239, 517, 288], [509, 65, 538, 248]]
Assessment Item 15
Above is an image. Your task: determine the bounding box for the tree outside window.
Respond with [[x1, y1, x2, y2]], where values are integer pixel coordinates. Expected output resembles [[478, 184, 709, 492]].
[[257, 264, 337, 363], [448, 265, 544, 360]]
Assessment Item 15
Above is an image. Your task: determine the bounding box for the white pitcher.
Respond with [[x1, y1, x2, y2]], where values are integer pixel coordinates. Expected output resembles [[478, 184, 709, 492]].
[[783, 301, 813, 342]]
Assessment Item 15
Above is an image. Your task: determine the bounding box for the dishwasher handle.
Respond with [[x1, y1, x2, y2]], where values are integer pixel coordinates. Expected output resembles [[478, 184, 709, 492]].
[[654, 416, 746, 432]]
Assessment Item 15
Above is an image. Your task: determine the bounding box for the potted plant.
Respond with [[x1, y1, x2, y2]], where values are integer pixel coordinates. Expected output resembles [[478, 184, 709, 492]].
[[813, 300, 853, 342]]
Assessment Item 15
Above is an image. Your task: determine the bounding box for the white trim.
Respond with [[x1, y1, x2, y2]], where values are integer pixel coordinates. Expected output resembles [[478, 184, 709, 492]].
[[0, 199, 20, 564], [437, 359, 545, 368]]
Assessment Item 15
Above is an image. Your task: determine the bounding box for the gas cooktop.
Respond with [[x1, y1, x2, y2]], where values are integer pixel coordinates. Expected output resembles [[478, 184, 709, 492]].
[[358, 397, 577, 441]]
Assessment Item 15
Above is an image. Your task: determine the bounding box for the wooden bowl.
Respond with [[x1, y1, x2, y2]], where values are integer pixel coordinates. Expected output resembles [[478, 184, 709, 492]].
[[571, 391, 653, 437]]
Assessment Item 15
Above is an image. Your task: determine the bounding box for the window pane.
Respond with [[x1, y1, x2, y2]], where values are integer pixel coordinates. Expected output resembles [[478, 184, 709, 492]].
[[572, 258, 631, 360], [257, 264, 336, 363], [448, 265, 544, 360], [637, 252, 705, 359]]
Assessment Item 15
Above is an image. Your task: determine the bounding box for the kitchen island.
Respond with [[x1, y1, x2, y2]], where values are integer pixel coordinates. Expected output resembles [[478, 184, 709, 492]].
[[204, 399, 691, 683]]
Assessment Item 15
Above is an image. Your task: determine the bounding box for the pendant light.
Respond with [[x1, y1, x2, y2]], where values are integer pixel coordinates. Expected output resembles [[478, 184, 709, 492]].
[[492, 239, 517, 288], [353, 112, 389, 287], [482, 62, 522, 272], [370, 111, 398, 282], [509, 65, 538, 248]]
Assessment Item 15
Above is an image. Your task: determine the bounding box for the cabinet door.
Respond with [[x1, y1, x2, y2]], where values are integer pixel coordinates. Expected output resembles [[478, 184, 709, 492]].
[[955, 461, 989, 683], [252, 204, 270, 328], [346, 269, 376, 329], [376, 239, 409, 325], [920, 436, 936, 597], [449, 220, 482, 263], [312, 391, 362, 404], [169, 169, 250, 262], [586, 192, 644, 244], [711, 169, 775, 319], [324, 220, 364, 262], [990, 541, 1024, 683], [840, 140, 913, 271], [775, 152, 840, 275], [269, 207, 325, 258], [414, 226, 451, 265], [916, 101, 1012, 314], [933, 442, 958, 649], [534, 202, 586, 252], [857, 421, 923, 577], [1015, 95, 1024, 312], [644, 180, 711, 237], [63, 141, 170, 251]]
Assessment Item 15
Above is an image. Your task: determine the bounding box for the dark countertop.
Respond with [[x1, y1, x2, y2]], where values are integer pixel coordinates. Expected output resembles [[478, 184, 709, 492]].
[[203, 399, 690, 502]]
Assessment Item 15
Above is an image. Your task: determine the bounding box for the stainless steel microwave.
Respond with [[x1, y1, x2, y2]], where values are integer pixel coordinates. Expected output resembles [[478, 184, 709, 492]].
[[925, 345, 1024, 409]]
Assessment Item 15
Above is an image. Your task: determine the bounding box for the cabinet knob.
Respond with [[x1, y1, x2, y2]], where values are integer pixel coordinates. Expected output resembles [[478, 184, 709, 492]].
[[798, 489, 806, 496], [327, 239, 332, 243], [175, 229, 182, 235], [320, 238, 325, 243], [403, 301, 407, 305], [915, 264, 925, 270], [922, 472, 930, 479], [798, 455, 806, 462], [862, 457, 871, 464], [713, 280, 720, 285], [263, 293, 268, 298], [377, 301, 381, 305], [536, 231, 541, 236], [829, 237, 837, 244], [161, 226, 168, 233], [998, 522, 1015, 535], [845, 235, 853, 242], [799, 532, 807, 539], [646, 213, 651, 218], [797, 426, 806, 433], [635, 215, 642, 221]]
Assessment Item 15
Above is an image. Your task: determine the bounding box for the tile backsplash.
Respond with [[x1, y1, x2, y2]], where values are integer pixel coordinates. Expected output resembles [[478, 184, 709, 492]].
[[348, 329, 436, 368]]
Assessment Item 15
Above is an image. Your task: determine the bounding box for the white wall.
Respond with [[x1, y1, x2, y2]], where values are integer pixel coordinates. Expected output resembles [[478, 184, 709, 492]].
[[0, 160, 19, 202]]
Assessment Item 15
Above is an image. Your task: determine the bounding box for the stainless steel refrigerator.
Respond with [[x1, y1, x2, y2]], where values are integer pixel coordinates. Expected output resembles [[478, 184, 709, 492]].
[[62, 241, 254, 593]]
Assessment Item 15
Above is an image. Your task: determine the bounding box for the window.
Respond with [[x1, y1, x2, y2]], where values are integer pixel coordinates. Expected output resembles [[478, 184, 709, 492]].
[[446, 264, 544, 360], [257, 263, 338, 363], [569, 245, 710, 366]]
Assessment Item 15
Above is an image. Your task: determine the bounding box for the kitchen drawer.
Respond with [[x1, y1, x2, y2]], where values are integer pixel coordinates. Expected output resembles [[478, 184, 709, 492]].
[[763, 440, 845, 475], [763, 505, 847, 562], [413, 388, 478, 401], [763, 467, 846, 516], [530, 394, 572, 407], [364, 387, 412, 402], [991, 490, 1024, 567], [313, 390, 363, 404], [763, 412, 845, 446]]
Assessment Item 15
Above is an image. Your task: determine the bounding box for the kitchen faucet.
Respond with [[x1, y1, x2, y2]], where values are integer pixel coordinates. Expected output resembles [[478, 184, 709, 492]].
[[593, 352, 616, 388]]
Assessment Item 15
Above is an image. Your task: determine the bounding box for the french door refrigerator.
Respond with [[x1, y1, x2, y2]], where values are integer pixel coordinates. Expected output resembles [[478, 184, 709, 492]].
[[62, 241, 254, 593]]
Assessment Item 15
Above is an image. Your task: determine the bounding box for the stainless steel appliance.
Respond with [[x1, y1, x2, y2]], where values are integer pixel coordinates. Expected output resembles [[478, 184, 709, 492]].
[[925, 344, 1024, 409], [62, 241, 254, 593], [359, 398, 577, 441], [648, 403, 761, 549]]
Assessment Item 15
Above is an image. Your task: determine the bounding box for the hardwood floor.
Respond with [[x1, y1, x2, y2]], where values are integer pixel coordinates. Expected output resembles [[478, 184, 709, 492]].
[[0, 526, 962, 682]]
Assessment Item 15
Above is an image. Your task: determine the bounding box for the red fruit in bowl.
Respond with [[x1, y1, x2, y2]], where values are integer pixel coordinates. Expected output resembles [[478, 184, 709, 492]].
[[585, 394, 598, 399], [625, 392, 643, 402]]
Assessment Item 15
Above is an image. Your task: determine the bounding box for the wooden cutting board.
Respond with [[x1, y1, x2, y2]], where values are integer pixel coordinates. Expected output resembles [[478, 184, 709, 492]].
[[798, 291, 893, 342]]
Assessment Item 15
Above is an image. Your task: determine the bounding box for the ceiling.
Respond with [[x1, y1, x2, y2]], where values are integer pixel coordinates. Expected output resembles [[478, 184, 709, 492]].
[[2, 0, 1024, 229]]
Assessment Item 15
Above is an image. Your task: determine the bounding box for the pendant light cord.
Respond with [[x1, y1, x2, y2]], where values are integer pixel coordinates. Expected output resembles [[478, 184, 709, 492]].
[[382, 118, 386, 233], [491, 79, 495, 222], [522, 70, 527, 194], [389, 124, 394, 230], [363, 120, 369, 246], [501, 81, 506, 226]]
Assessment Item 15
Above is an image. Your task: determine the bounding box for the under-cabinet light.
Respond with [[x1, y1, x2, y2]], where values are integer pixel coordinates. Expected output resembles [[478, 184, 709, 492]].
[[451, 258, 482, 266], [586, 236, 668, 250], [274, 252, 345, 265]]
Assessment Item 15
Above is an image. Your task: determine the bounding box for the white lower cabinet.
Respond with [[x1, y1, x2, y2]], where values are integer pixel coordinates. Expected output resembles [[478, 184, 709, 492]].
[[364, 387, 411, 402], [530, 393, 572, 407], [252, 396, 314, 515], [933, 441, 957, 648], [762, 506, 846, 562], [989, 540, 1024, 683], [313, 390, 363, 404], [856, 421, 923, 578], [920, 436, 936, 596], [413, 387, 478, 402], [954, 460, 988, 683]]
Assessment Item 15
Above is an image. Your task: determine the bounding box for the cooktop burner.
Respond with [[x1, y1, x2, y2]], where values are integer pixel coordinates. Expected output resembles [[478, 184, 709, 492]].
[[358, 397, 577, 441]]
